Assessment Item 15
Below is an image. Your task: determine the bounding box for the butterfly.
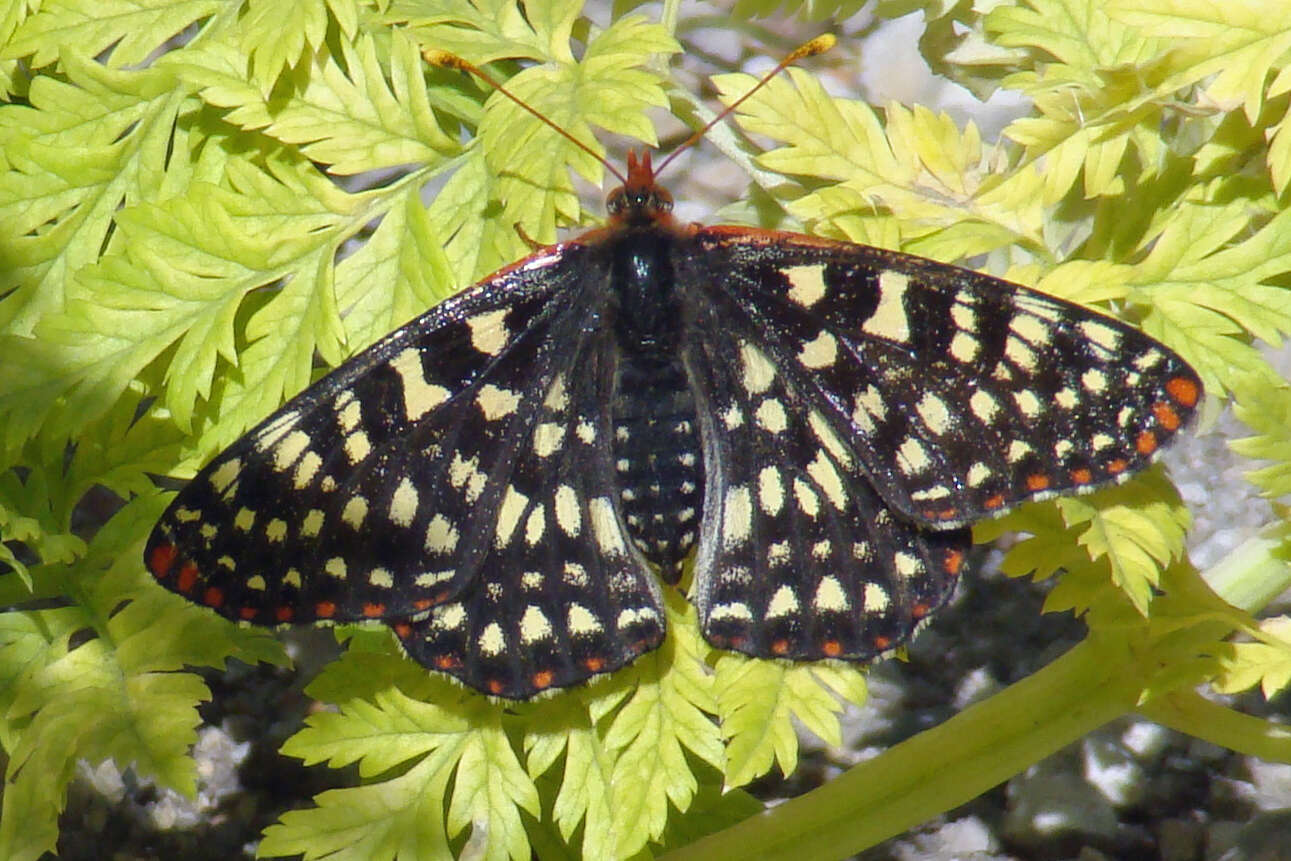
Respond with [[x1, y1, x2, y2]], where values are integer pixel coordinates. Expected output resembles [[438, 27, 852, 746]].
[[144, 39, 1202, 699]]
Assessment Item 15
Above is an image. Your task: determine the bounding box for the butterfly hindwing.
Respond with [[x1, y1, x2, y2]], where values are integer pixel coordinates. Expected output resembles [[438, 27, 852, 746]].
[[690, 228, 1201, 527], [682, 323, 969, 660], [394, 325, 666, 697]]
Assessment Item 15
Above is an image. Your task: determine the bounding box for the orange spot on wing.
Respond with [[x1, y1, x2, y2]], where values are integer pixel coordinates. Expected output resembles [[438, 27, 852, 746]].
[[202, 586, 224, 608], [822, 640, 842, 657], [413, 599, 433, 611], [1026, 473, 1051, 491], [1136, 430, 1157, 455], [362, 602, 386, 617], [275, 606, 294, 622], [582, 656, 605, 672], [1070, 467, 1093, 484], [531, 670, 554, 690], [771, 638, 790, 655], [944, 548, 965, 575], [1107, 458, 1128, 474], [1166, 376, 1200, 408], [176, 563, 199, 593], [872, 636, 892, 651], [984, 493, 1006, 509], [488, 679, 505, 695], [911, 602, 930, 619], [1152, 401, 1181, 431], [148, 543, 177, 578], [316, 601, 336, 618], [434, 655, 461, 670], [240, 607, 259, 621]]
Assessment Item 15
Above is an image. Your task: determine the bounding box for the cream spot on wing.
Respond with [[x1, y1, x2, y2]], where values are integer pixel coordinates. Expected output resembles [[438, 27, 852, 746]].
[[970, 390, 999, 423], [324, 557, 346, 579], [1080, 319, 1121, 352], [525, 503, 545, 546], [520, 606, 553, 643], [430, 603, 466, 630], [273, 430, 311, 471], [493, 486, 528, 548], [967, 462, 991, 487], [425, 514, 459, 554], [344, 431, 371, 463], [391, 348, 450, 420], [477, 384, 520, 420], [813, 576, 849, 611], [950, 332, 979, 363], [917, 393, 953, 434], [293, 451, 322, 489], [894, 552, 921, 578], [478, 622, 506, 656], [254, 410, 299, 452], [265, 518, 287, 542], [862, 270, 911, 342], [758, 466, 784, 515], [533, 422, 565, 457], [721, 404, 744, 428], [755, 399, 788, 433], [544, 374, 569, 410], [589, 497, 625, 555], [369, 567, 393, 588], [784, 264, 828, 307], [567, 603, 601, 635], [1013, 389, 1042, 418], [722, 486, 753, 546], [234, 508, 254, 531], [765, 585, 800, 619], [806, 451, 847, 509], [341, 496, 368, 528], [209, 458, 241, 494], [793, 478, 820, 518], [1011, 314, 1050, 345], [301, 509, 324, 537], [467, 309, 510, 355], [1005, 336, 1037, 371], [389, 478, 418, 527], [798, 330, 838, 369], [1082, 368, 1108, 393], [709, 602, 753, 621], [555, 485, 581, 537], [739, 342, 776, 394], [863, 583, 890, 612], [809, 411, 853, 467], [898, 437, 931, 474]]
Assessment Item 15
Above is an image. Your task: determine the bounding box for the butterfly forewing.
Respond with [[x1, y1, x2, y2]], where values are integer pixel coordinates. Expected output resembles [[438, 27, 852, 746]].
[[146, 246, 589, 626], [691, 229, 1202, 527]]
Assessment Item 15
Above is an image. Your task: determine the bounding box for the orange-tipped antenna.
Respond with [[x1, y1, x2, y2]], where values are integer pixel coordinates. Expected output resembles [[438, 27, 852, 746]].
[[654, 34, 835, 176], [425, 50, 627, 185], [425, 33, 835, 184]]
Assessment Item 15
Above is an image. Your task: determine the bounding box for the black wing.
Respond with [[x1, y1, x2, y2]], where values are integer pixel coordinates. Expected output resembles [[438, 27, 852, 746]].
[[146, 243, 664, 697], [676, 227, 1199, 659]]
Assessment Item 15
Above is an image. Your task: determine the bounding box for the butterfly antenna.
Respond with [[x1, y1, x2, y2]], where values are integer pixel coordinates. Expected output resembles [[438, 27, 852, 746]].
[[653, 34, 835, 176], [426, 50, 628, 185]]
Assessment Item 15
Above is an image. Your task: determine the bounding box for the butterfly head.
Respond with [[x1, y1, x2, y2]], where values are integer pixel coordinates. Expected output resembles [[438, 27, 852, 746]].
[[606, 151, 674, 226]]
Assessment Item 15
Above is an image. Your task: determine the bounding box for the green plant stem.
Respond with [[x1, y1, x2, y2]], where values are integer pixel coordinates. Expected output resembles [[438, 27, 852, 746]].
[[663, 637, 1142, 860], [663, 523, 1291, 861]]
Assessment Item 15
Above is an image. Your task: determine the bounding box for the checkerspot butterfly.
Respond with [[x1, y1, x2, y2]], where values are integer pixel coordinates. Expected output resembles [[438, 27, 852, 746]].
[[145, 37, 1202, 698]]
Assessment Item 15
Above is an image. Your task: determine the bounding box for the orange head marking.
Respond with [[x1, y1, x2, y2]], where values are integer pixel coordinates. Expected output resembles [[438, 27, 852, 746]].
[[606, 151, 673, 225]]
